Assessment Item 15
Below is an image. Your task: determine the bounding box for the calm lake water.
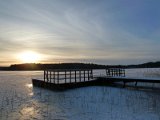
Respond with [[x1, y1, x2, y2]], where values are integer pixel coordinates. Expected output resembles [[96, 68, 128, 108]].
[[0, 68, 160, 120]]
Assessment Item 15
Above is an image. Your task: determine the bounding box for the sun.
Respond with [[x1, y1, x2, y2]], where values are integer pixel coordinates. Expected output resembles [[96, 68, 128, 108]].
[[18, 51, 41, 63]]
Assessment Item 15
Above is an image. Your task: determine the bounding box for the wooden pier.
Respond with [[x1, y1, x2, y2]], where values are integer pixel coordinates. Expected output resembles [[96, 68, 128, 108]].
[[32, 68, 160, 91]]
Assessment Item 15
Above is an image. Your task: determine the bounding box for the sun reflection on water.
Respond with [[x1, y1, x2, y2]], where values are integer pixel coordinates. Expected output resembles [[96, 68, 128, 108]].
[[25, 84, 33, 88], [21, 107, 35, 115], [25, 83, 33, 96], [29, 92, 34, 96]]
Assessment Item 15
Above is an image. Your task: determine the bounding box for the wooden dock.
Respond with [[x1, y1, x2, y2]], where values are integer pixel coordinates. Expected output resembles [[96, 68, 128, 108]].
[[32, 68, 160, 91]]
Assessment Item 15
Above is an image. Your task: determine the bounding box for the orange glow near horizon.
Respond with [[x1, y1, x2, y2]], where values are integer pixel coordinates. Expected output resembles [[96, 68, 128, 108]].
[[18, 51, 41, 63]]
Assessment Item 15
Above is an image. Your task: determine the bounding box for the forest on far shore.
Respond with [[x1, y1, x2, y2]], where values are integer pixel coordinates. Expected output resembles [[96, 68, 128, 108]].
[[0, 61, 160, 71]]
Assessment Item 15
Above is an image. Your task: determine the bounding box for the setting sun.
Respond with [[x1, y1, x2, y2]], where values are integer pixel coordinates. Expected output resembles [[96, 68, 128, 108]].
[[18, 51, 41, 63]]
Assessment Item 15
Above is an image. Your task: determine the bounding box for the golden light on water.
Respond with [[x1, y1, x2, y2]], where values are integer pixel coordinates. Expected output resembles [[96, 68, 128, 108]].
[[26, 83, 33, 88], [25, 84, 33, 96], [29, 92, 34, 96], [20, 107, 35, 117], [18, 51, 41, 63]]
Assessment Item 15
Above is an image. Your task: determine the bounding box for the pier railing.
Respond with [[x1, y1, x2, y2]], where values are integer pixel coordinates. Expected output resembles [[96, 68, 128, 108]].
[[44, 69, 93, 84], [106, 68, 125, 77]]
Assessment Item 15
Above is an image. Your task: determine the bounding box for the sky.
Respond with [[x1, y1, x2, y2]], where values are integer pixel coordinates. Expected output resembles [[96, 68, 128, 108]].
[[0, 0, 160, 66]]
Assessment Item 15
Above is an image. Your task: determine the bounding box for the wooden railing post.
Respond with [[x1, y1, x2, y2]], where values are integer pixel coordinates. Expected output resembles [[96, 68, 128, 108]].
[[79, 70, 81, 82], [84, 70, 85, 82], [90, 69, 93, 79], [50, 71, 51, 83], [70, 70, 71, 83], [65, 70, 66, 83], [46, 70, 49, 82], [57, 71, 59, 84], [75, 70, 77, 83], [53, 71, 55, 83], [44, 70, 45, 82], [88, 70, 89, 80]]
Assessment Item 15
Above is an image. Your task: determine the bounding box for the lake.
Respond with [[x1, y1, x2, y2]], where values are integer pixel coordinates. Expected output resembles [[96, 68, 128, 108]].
[[0, 68, 160, 120]]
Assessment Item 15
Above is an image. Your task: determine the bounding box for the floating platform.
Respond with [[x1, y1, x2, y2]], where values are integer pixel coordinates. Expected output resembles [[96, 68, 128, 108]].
[[32, 69, 160, 91]]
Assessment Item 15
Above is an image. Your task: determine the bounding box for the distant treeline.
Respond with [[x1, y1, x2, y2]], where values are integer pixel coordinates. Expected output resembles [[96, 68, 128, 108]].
[[109, 61, 160, 68], [0, 63, 108, 71], [125, 61, 160, 68], [0, 61, 160, 71]]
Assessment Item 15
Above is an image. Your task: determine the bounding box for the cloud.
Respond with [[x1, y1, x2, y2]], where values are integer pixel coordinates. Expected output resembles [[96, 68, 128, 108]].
[[0, 0, 160, 65]]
